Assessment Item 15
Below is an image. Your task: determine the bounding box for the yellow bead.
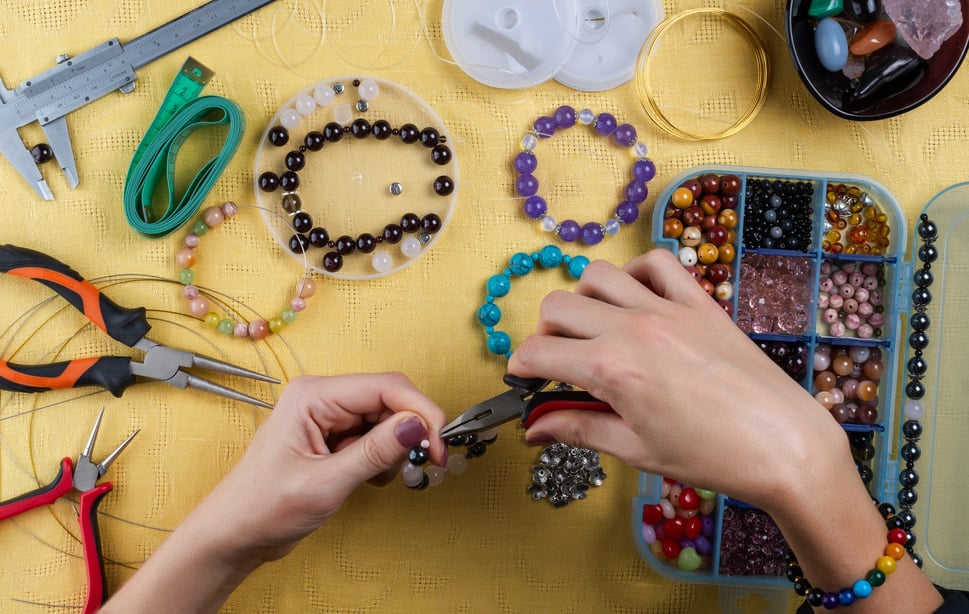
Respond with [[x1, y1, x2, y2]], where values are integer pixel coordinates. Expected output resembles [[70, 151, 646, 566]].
[[717, 209, 738, 229], [847, 186, 862, 199], [845, 245, 857, 254], [885, 542, 905, 560], [269, 318, 284, 333], [717, 243, 736, 264], [826, 229, 841, 243], [697, 243, 719, 265], [204, 312, 220, 328], [671, 187, 694, 209], [876, 555, 896, 575], [849, 213, 862, 226], [864, 205, 877, 219]]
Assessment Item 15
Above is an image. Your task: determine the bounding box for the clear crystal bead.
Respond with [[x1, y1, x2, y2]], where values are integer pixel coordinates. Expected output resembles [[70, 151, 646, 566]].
[[521, 134, 538, 151], [578, 108, 595, 125], [632, 142, 649, 158], [540, 215, 557, 232]]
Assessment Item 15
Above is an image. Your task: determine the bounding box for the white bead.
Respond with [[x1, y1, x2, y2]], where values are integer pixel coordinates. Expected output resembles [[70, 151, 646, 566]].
[[294, 94, 316, 116], [632, 142, 648, 158], [279, 108, 301, 130], [904, 399, 925, 420], [521, 134, 538, 151], [372, 251, 393, 273], [426, 466, 446, 486], [604, 219, 621, 235], [333, 104, 353, 126], [446, 454, 468, 474], [401, 462, 424, 487], [400, 236, 422, 258], [358, 79, 380, 101], [714, 281, 733, 301], [678, 246, 698, 267], [578, 108, 595, 124], [480, 427, 499, 441], [313, 85, 335, 106], [540, 215, 557, 232]]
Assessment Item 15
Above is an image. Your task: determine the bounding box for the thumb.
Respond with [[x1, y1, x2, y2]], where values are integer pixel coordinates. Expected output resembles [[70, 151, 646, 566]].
[[325, 413, 429, 488], [524, 410, 644, 467]]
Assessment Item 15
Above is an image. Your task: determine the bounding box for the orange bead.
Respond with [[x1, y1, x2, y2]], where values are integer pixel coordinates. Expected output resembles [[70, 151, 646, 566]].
[[664, 218, 684, 239], [717, 209, 738, 229], [885, 543, 905, 560], [671, 187, 694, 209], [856, 380, 878, 402], [831, 355, 854, 376]]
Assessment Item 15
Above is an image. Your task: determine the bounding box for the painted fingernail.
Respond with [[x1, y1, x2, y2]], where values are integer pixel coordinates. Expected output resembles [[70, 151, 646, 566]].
[[440, 443, 449, 468], [395, 416, 427, 448], [526, 432, 556, 445]]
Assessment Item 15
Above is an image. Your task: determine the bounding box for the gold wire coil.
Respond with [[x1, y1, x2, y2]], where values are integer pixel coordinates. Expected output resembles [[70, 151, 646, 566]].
[[636, 8, 771, 141]]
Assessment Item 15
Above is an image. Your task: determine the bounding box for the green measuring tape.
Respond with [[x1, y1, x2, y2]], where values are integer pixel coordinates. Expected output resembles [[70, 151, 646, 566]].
[[124, 57, 245, 239]]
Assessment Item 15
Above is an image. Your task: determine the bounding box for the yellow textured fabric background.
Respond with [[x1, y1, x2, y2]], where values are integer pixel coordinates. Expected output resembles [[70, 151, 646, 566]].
[[0, 0, 965, 612]]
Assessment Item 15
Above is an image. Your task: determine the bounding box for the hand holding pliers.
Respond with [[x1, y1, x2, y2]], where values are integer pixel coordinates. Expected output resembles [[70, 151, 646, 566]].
[[0, 244, 279, 408], [0, 407, 138, 613]]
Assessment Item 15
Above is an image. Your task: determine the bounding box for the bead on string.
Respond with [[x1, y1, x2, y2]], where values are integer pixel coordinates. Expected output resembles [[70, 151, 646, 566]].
[[177, 201, 317, 339], [400, 428, 500, 489]]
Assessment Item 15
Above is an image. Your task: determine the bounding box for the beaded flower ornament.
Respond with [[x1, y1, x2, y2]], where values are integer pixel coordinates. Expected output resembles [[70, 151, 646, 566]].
[[176, 201, 317, 339], [514, 105, 655, 246]]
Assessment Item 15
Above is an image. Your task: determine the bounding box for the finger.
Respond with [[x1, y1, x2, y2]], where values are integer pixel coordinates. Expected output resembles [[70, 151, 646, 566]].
[[622, 249, 713, 309], [510, 334, 600, 394], [573, 259, 657, 309], [534, 290, 619, 339], [523, 409, 647, 468]]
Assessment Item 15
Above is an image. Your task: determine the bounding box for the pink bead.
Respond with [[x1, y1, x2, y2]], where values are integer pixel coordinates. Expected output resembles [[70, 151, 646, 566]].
[[221, 200, 238, 218], [248, 319, 269, 340], [185, 233, 201, 248], [182, 284, 200, 300], [823, 308, 839, 324], [176, 247, 197, 268], [849, 272, 865, 287], [844, 313, 861, 330], [819, 277, 834, 292], [290, 296, 306, 311], [296, 277, 317, 299], [817, 293, 829, 309], [839, 284, 855, 299], [660, 499, 676, 519], [863, 275, 879, 290], [831, 270, 848, 285], [829, 321, 846, 337], [868, 312, 885, 327], [829, 387, 844, 404], [233, 323, 249, 338], [203, 206, 225, 228], [868, 290, 883, 306], [853, 287, 869, 303], [842, 378, 859, 399], [820, 260, 833, 275], [857, 301, 874, 317], [840, 262, 856, 274], [814, 350, 831, 371], [857, 323, 874, 339], [188, 296, 210, 318], [861, 262, 879, 276], [904, 399, 925, 420], [843, 298, 859, 314], [829, 294, 844, 309]]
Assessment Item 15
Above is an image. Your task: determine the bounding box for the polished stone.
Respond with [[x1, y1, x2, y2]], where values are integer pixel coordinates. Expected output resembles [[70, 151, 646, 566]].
[[850, 19, 897, 56], [808, 0, 844, 19], [815, 17, 850, 71]]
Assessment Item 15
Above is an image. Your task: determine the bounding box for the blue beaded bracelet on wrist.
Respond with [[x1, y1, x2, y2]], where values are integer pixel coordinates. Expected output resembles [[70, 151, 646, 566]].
[[477, 245, 589, 359]]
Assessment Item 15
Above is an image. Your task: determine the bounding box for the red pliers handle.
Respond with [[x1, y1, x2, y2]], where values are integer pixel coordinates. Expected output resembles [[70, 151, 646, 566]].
[[0, 458, 112, 614]]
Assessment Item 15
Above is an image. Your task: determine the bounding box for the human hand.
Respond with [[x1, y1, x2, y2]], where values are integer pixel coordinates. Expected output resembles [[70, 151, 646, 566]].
[[508, 249, 848, 509]]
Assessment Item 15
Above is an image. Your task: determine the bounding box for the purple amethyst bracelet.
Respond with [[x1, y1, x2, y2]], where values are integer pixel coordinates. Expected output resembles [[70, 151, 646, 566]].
[[513, 105, 655, 246]]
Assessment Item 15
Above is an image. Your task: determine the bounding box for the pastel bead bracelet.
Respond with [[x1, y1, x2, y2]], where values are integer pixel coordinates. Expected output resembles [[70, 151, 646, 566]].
[[477, 245, 589, 359]]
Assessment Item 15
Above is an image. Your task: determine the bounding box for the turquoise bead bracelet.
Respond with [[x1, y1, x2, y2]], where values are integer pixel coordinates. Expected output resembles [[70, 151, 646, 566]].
[[478, 245, 589, 359]]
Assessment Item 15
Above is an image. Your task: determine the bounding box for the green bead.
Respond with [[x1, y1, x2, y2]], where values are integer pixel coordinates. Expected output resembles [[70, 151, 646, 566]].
[[808, 0, 843, 18], [281, 309, 297, 323], [694, 488, 717, 499], [192, 220, 209, 235], [179, 269, 195, 285], [865, 568, 886, 587], [677, 547, 702, 571], [218, 319, 234, 335]]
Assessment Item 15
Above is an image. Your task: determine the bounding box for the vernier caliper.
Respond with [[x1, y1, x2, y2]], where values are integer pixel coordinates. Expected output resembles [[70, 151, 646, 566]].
[[0, 0, 276, 200]]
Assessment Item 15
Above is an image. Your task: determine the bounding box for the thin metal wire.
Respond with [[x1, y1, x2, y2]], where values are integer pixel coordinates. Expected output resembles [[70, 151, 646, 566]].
[[636, 8, 770, 141]]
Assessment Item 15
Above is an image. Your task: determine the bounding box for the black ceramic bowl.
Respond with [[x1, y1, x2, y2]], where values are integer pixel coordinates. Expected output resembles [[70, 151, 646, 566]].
[[786, 0, 969, 120]]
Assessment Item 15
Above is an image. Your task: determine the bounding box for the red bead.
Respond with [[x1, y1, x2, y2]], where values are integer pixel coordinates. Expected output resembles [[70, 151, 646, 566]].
[[679, 487, 700, 511], [642, 504, 663, 525], [719, 174, 741, 196], [684, 516, 703, 539], [888, 528, 907, 545], [662, 538, 682, 560], [699, 279, 715, 296], [682, 206, 704, 227], [699, 173, 720, 194], [707, 264, 730, 284], [684, 265, 702, 281], [706, 224, 729, 246], [663, 517, 685, 541], [681, 179, 702, 199], [699, 194, 722, 215]]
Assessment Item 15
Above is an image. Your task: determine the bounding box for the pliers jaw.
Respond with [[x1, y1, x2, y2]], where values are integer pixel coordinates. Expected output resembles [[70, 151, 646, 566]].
[[439, 376, 551, 440], [73, 407, 139, 492]]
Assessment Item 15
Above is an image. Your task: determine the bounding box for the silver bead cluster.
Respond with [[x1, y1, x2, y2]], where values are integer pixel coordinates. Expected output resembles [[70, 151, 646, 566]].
[[527, 443, 606, 507]]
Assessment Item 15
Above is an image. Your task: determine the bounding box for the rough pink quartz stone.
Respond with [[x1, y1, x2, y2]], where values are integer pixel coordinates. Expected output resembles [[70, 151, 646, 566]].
[[884, 0, 965, 60]]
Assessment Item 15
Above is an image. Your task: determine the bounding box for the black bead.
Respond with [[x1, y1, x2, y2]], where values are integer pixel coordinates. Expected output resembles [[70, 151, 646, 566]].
[[902, 419, 923, 440], [372, 119, 393, 140], [785, 565, 803, 582], [464, 434, 479, 445], [292, 211, 313, 233], [258, 171, 279, 192], [408, 446, 429, 465], [918, 218, 938, 241], [918, 244, 938, 264], [905, 380, 925, 400], [898, 487, 918, 506], [323, 122, 344, 142], [793, 578, 811, 596], [434, 175, 455, 196], [288, 233, 309, 253], [268, 126, 289, 146], [400, 213, 421, 233], [335, 235, 355, 255], [445, 434, 468, 447], [857, 463, 873, 483], [807, 588, 824, 607], [279, 170, 300, 192], [322, 251, 343, 272], [420, 127, 440, 147], [350, 118, 371, 138], [899, 468, 919, 488], [308, 227, 329, 248], [904, 530, 917, 548], [910, 552, 923, 568], [382, 223, 403, 244], [31, 143, 54, 163], [422, 213, 442, 234], [356, 233, 377, 253], [877, 502, 896, 518], [398, 123, 420, 143], [914, 268, 933, 288], [304, 131, 325, 151], [431, 144, 452, 165], [908, 331, 929, 351], [285, 151, 306, 171], [898, 509, 916, 529], [900, 442, 921, 462], [352, 79, 361, 87], [467, 441, 487, 457], [909, 312, 930, 332], [885, 515, 905, 530], [911, 287, 931, 306]]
